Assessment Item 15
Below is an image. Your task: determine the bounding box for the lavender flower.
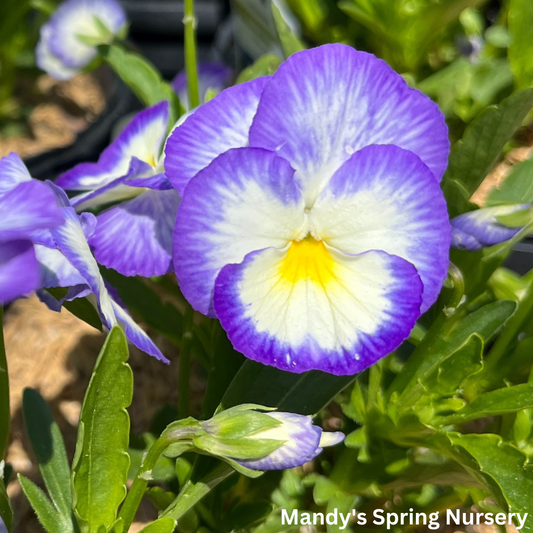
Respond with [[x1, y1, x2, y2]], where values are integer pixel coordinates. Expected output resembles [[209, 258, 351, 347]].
[[164, 44, 451, 375]]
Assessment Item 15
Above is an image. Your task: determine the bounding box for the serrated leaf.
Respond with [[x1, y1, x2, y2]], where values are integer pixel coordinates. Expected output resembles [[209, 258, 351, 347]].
[[439, 383, 533, 425], [393, 300, 516, 405], [0, 308, 9, 461], [487, 158, 533, 206], [137, 518, 177, 533], [448, 433, 533, 532], [18, 475, 71, 533], [509, 0, 533, 88], [443, 89, 533, 218], [271, 3, 305, 58], [22, 389, 72, 517], [72, 327, 132, 531], [98, 44, 182, 124]]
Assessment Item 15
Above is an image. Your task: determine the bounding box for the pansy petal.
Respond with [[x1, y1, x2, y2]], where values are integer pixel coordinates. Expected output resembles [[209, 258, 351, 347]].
[[111, 299, 169, 363], [237, 413, 322, 471], [450, 204, 527, 251], [47, 183, 116, 329], [90, 189, 181, 277], [0, 240, 40, 303], [56, 102, 169, 191], [249, 44, 449, 204], [165, 77, 269, 194], [214, 244, 423, 375], [175, 148, 305, 316], [309, 145, 451, 312], [36, 25, 79, 80], [0, 181, 63, 241], [35, 245, 88, 288], [48, 0, 126, 69], [0, 152, 32, 194]]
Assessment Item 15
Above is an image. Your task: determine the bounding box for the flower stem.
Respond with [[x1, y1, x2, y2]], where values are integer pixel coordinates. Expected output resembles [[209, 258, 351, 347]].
[[184, 0, 200, 109], [118, 435, 173, 532], [178, 304, 194, 419], [0, 307, 9, 461]]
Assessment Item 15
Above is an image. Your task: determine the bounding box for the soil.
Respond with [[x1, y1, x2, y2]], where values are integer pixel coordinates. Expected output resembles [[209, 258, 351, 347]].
[[0, 74, 105, 160]]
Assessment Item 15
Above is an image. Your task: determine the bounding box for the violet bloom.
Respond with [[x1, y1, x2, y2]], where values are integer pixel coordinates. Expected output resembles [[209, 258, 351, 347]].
[[165, 44, 451, 376], [56, 102, 181, 277], [0, 154, 63, 304], [451, 204, 529, 251], [37, 0, 127, 80], [172, 63, 233, 110], [0, 154, 167, 362]]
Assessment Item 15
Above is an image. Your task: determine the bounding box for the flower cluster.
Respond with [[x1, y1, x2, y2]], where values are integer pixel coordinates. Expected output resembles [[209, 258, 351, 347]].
[[37, 0, 127, 80], [165, 44, 452, 375]]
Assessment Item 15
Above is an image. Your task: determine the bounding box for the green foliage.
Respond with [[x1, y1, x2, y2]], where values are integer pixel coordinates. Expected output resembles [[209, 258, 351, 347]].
[[0, 465, 13, 532], [271, 3, 306, 58], [98, 44, 183, 125], [236, 54, 282, 84], [22, 389, 73, 520], [508, 0, 533, 88], [46, 288, 102, 331], [72, 327, 132, 532], [137, 518, 177, 533], [338, 0, 487, 72], [442, 88, 533, 217], [0, 308, 8, 461], [487, 157, 533, 206]]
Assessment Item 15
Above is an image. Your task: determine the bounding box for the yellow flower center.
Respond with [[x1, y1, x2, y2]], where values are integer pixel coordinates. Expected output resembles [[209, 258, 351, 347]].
[[278, 235, 337, 288]]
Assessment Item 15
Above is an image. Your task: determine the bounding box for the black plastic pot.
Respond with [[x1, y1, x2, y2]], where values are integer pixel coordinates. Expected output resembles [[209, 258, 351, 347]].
[[25, 67, 138, 181], [506, 239, 533, 276]]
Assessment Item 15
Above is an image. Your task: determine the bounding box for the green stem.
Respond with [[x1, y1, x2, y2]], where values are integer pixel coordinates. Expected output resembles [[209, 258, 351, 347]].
[[178, 305, 194, 419], [119, 434, 176, 532], [162, 463, 234, 520], [0, 308, 9, 461], [184, 0, 200, 109]]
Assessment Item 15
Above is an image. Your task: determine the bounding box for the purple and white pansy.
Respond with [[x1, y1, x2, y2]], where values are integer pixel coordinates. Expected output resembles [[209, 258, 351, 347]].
[[56, 101, 181, 277], [37, 0, 127, 80], [451, 204, 530, 251], [0, 154, 63, 304], [166, 44, 452, 376], [0, 153, 167, 362]]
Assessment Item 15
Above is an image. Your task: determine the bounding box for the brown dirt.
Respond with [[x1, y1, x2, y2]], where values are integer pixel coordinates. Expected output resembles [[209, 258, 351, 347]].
[[3, 295, 188, 532], [0, 73, 105, 160]]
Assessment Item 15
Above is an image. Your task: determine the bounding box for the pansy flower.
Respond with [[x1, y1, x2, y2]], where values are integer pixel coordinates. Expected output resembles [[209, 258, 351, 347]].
[[451, 204, 529, 251], [37, 0, 127, 80], [56, 101, 181, 277], [172, 63, 233, 111], [165, 44, 451, 376], [0, 154, 63, 303], [0, 154, 167, 362]]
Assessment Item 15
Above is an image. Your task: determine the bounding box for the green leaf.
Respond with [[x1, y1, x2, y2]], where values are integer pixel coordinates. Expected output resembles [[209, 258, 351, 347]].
[[101, 268, 183, 344], [72, 327, 132, 532], [496, 208, 533, 228], [19, 475, 71, 533], [221, 361, 354, 415], [22, 389, 72, 518], [393, 300, 516, 404], [236, 54, 281, 84], [443, 89, 533, 218], [439, 383, 533, 425], [221, 501, 273, 531], [0, 308, 9, 461], [509, 0, 533, 88], [271, 3, 305, 58], [487, 158, 533, 206], [99, 44, 182, 124], [0, 467, 13, 532], [137, 518, 177, 533], [448, 433, 533, 531]]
